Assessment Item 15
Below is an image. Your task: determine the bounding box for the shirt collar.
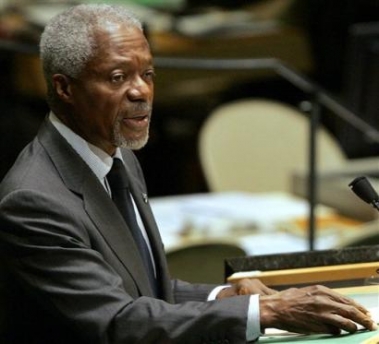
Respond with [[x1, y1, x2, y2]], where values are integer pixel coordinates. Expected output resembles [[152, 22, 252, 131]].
[[49, 112, 123, 183]]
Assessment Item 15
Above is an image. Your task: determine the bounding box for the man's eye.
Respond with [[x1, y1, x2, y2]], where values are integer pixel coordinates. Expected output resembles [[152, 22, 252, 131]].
[[144, 70, 155, 81], [111, 74, 125, 83]]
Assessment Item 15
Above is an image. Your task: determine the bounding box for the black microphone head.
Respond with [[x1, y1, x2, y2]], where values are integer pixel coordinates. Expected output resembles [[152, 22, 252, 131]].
[[349, 176, 379, 205]]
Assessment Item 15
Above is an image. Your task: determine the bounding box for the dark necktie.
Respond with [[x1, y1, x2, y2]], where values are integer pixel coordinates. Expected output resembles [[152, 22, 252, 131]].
[[107, 158, 157, 296]]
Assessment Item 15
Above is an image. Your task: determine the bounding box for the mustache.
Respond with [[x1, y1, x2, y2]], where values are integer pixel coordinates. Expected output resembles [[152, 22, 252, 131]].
[[127, 102, 152, 114]]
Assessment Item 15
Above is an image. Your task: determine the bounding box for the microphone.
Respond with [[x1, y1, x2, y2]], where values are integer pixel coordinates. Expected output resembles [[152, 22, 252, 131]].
[[349, 176, 379, 212]]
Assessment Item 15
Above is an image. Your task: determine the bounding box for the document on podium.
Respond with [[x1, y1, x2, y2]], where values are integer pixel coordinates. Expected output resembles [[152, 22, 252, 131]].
[[261, 329, 379, 344]]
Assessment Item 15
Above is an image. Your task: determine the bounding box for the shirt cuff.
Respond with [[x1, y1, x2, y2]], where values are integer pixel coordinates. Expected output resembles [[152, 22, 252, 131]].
[[246, 294, 262, 342], [208, 287, 262, 342], [207, 285, 230, 301]]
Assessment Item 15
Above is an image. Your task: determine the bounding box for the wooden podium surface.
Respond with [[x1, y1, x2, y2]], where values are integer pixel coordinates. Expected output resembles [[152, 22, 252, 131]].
[[225, 246, 379, 289], [227, 262, 379, 287]]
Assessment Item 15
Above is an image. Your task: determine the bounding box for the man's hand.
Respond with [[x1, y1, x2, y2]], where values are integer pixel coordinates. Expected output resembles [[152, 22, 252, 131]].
[[259, 284, 377, 335], [216, 278, 277, 299]]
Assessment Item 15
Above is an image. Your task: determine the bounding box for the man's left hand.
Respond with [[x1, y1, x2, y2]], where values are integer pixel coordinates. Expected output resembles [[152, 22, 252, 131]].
[[217, 278, 277, 299]]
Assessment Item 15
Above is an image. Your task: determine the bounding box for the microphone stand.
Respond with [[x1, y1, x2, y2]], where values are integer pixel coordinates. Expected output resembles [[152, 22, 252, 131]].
[[154, 57, 379, 250]]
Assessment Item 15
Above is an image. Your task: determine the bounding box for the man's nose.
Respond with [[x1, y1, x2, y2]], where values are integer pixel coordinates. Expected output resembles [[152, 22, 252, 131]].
[[127, 76, 152, 101]]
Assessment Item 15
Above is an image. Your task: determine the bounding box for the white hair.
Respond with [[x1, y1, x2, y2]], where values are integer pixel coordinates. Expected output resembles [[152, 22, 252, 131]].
[[39, 4, 143, 107]]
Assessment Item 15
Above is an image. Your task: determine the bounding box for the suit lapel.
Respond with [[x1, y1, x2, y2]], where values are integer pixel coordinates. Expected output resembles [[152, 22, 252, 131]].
[[38, 120, 154, 297]]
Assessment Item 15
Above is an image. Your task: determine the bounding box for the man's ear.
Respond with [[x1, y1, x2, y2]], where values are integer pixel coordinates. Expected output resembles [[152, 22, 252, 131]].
[[52, 74, 74, 103]]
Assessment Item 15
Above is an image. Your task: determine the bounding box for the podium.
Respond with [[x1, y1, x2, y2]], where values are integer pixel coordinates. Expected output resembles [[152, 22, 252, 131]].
[[225, 246, 379, 343], [225, 245, 379, 289]]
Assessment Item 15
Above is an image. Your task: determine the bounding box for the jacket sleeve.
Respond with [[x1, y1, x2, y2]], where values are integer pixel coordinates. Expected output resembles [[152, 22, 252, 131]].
[[0, 189, 251, 344]]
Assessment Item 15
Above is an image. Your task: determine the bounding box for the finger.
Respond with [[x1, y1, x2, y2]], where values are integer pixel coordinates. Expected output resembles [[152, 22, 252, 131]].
[[251, 280, 277, 295], [237, 279, 275, 296], [308, 285, 373, 322], [333, 294, 371, 315], [305, 323, 341, 335], [338, 296, 371, 316], [275, 319, 341, 335], [322, 312, 359, 333], [316, 286, 371, 316], [263, 286, 278, 295], [306, 288, 376, 332], [342, 309, 377, 331], [335, 302, 376, 330], [324, 324, 343, 335], [324, 302, 376, 332]]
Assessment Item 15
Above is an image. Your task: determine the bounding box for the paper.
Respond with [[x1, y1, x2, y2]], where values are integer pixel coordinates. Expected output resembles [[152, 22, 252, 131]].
[[150, 192, 337, 254]]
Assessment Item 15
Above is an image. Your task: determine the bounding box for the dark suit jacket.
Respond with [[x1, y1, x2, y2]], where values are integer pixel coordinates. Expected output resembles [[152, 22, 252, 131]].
[[0, 119, 249, 344]]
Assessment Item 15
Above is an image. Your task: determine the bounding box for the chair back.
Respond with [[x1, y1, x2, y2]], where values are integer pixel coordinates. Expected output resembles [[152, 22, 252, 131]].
[[166, 242, 246, 284], [199, 98, 347, 193]]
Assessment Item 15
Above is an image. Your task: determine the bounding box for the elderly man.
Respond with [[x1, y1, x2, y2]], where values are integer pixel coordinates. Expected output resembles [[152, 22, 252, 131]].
[[0, 4, 376, 344]]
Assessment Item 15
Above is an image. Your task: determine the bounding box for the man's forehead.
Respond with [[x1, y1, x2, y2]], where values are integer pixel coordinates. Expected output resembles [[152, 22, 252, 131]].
[[93, 24, 149, 49]]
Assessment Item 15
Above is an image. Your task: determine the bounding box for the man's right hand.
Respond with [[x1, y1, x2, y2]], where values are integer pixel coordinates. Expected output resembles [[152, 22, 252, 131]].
[[259, 284, 377, 335]]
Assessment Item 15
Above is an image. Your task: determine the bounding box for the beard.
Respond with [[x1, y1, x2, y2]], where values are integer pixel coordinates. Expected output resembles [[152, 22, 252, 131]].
[[111, 105, 151, 150], [112, 123, 149, 150]]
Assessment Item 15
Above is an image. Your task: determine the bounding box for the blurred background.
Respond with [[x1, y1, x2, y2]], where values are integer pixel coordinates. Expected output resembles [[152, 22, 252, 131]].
[[2, 0, 379, 280], [1, 0, 379, 195]]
